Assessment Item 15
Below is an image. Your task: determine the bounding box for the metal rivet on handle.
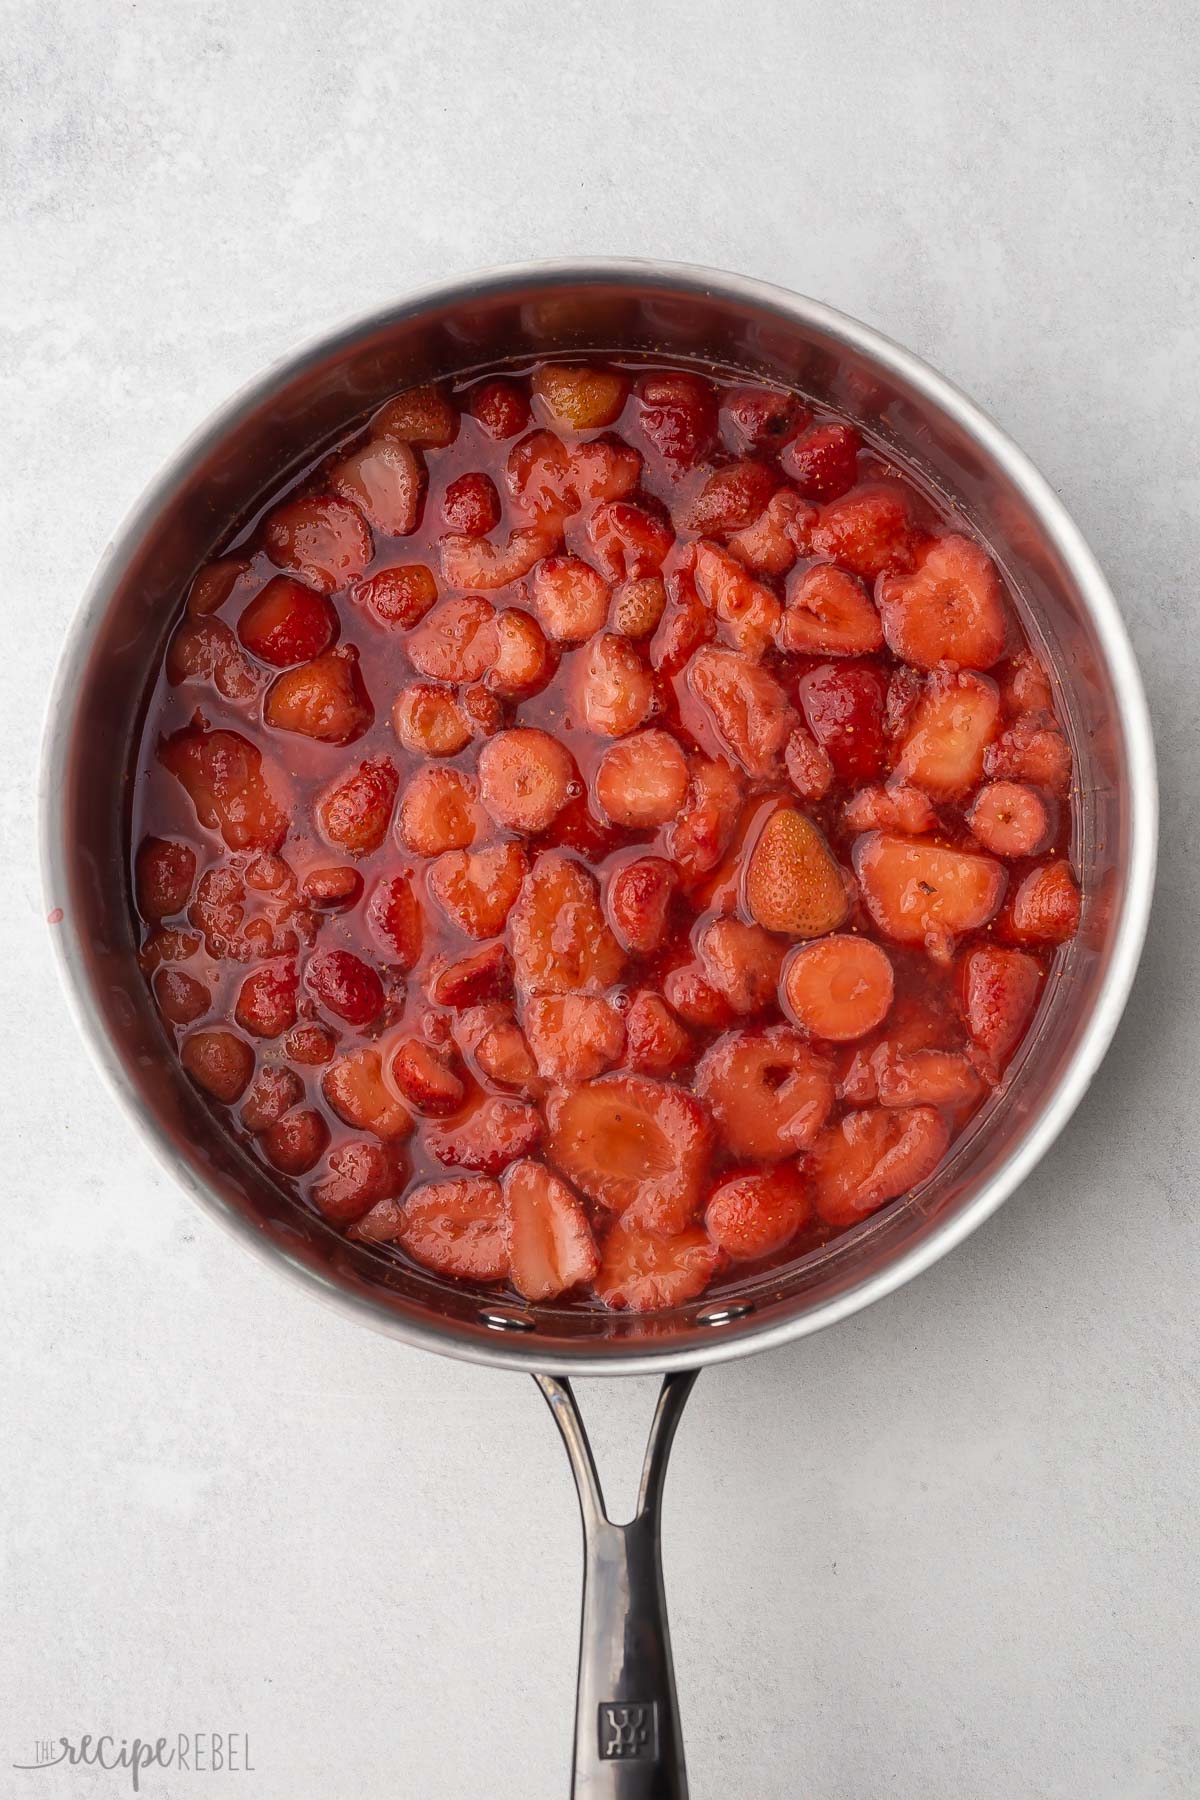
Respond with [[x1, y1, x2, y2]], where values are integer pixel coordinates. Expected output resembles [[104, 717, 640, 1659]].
[[697, 1302, 754, 1327], [479, 1308, 536, 1333]]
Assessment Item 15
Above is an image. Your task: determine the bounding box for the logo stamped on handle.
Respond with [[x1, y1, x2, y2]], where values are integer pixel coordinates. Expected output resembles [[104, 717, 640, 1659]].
[[598, 1702, 658, 1762]]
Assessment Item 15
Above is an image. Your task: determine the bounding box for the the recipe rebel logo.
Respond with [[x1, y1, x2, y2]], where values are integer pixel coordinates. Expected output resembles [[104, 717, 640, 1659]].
[[12, 1732, 254, 1790]]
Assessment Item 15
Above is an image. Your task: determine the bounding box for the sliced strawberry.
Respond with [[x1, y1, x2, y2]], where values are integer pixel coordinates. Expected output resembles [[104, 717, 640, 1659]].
[[306, 948, 385, 1026], [367, 873, 423, 968], [455, 1003, 543, 1097], [330, 439, 424, 536], [264, 646, 374, 744], [661, 962, 736, 1032], [241, 1064, 305, 1132], [782, 935, 894, 1041], [322, 1046, 412, 1140], [853, 832, 1005, 955], [234, 959, 298, 1039], [429, 842, 529, 939], [873, 1048, 982, 1110], [777, 564, 883, 657], [439, 527, 550, 591], [705, 1164, 813, 1260], [374, 384, 459, 447], [667, 754, 744, 881], [649, 564, 716, 674], [606, 856, 678, 955], [316, 755, 399, 854], [578, 632, 654, 736], [546, 1075, 712, 1234], [692, 539, 781, 659], [442, 472, 501, 536], [396, 768, 481, 856], [782, 422, 861, 501], [810, 1105, 950, 1227], [505, 1159, 600, 1300], [959, 945, 1042, 1064], [697, 917, 784, 1016], [593, 1221, 720, 1311], [353, 562, 438, 630], [396, 1177, 508, 1279], [678, 461, 781, 536], [531, 555, 611, 643], [611, 576, 668, 640], [186, 556, 248, 616], [885, 665, 924, 740], [426, 1096, 542, 1175], [721, 386, 807, 455], [784, 726, 836, 802], [798, 660, 887, 784], [532, 362, 628, 430], [348, 1195, 407, 1243], [487, 609, 555, 699], [1000, 650, 1054, 718], [391, 683, 472, 757], [159, 723, 288, 853], [180, 1028, 255, 1104], [262, 1108, 330, 1176], [166, 616, 263, 700], [301, 865, 363, 910], [523, 994, 626, 1084], [636, 371, 718, 471], [896, 670, 1000, 798], [967, 781, 1051, 857], [744, 806, 849, 938], [623, 990, 693, 1074], [471, 379, 531, 440], [283, 1022, 338, 1066], [387, 1037, 466, 1116], [135, 836, 197, 922], [727, 488, 814, 576], [478, 728, 576, 835], [687, 647, 796, 777], [809, 485, 915, 579], [263, 494, 372, 593], [508, 851, 625, 997], [312, 1140, 398, 1224], [237, 576, 337, 668], [1003, 861, 1081, 944], [570, 435, 643, 503], [429, 940, 514, 1009], [843, 783, 937, 835], [587, 500, 674, 581], [506, 429, 577, 535], [595, 730, 690, 829], [695, 1027, 833, 1160], [407, 595, 498, 684], [983, 719, 1072, 794], [879, 534, 1006, 671]]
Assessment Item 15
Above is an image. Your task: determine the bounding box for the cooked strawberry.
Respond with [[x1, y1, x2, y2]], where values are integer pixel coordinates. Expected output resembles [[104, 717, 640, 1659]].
[[395, 1177, 509, 1279], [593, 1221, 721, 1312], [135, 836, 197, 922], [312, 1140, 398, 1224], [959, 945, 1042, 1063], [330, 439, 424, 536], [727, 488, 814, 576], [455, 1003, 543, 1097], [508, 851, 624, 996], [606, 857, 678, 955], [180, 1028, 255, 1104], [777, 564, 883, 657], [661, 962, 736, 1031], [439, 527, 551, 591], [595, 730, 690, 829], [263, 494, 372, 593], [236, 576, 336, 669], [186, 556, 248, 616], [137, 925, 201, 976], [744, 806, 849, 938], [426, 1096, 542, 1174], [797, 661, 887, 784], [166, 616, 263, 700], [395, 768, 481, 856], [781, 421, 861, 501], [611, 576, 668, 640], [262, 1108, 330, 1176], [353, 562, 438, 629], [705, 1164, 813, 1260], [885, 665, 924, 740], [853, 832, 1005, 954], [532, 362, 628, 430], [240, 1063, 304, 1132], [429, 842, 529, 938], [667, 754, 744, 880], [623, 990, 693, 1074], [810, 1105, 950, 1227], [316, 755, 399, 854], [234, 959, 298, 1038], [784, 726, 835, 802], [636, 371, 718, 471], [283, 1022, 338, 1066], [983, 718, 1072, 794], [187, 854, 312, 962], [374, 384, 459, 447], [695, 1027, 833, 1160], [159, 723, 288, 853], [578, 632, 654, 736], [322, 1046, 413, 1140], [152, 966, 212, 1026], [587, 500, 674, 581], [348, 1195, 407, 1243], [407, 595, 498, 684], [301, 865, 363, 910], [429, 941, 514, 1009], [546, 1075, 712, 1234], [782, 935, 894, 1041], [967, 781, 1051, 857], [523, 994, 626, 1084], [441, 471, 501, 536], [504, 1160, 599, 1301], [531, 555, 611, 643], [391, 683, 472, 757], [872, 1048, 982, 1110], [678, 461, 781, 536], [506, 429, 577, 535], [692, 540, 781, 659], [879, 534, 1006, 671], [366, 872, 423, 968], [570, 436, 642, 503], [843, 782, 937, 835], [306, 948, 385, 1026], [687, 647, 796, 776], [649, 565, 716, 674], [721, 386, 807, 454], [697, 917, 784, 1015], [809, 486, 915, 579], [1000, 650, 1054, 718], [264, 646, 374, 744], [487, 609, 555, 699], [387, 1037, 467, 1116], [1003, 860, 1081, 943], [896, 670, 1000, 797], [471, 379, 530, 440], [478, 728, 575, 835]]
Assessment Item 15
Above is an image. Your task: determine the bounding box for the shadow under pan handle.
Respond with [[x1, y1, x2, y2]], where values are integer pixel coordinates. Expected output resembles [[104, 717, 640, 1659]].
[[535, 1370, 699, 1800]]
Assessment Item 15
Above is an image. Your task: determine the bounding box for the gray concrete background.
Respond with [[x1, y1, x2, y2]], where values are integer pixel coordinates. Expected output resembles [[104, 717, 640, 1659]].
[[2, 2, 1197, 1795]]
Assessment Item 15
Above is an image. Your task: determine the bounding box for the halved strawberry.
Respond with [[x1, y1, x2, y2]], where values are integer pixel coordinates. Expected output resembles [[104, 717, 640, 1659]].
[[506, 429, 577, 535], [649, 565, 716, 674], [316, 755, 399, 855], [721, 386, 807, 455], [234, 959, 298, 1039], [532, 362, 628, 430], [999, 650, 1054, 718], [165, 617, 264, 702], [263, 494, 372, 593], [623, 990, 693, 1074], [241, 1064, 304, 1132], [959, 945, 1042, 1064], [667, 754, 744, 881], [508, 851, 625, 996], [661, 963, 736, 1031], [312, 1141, 398, 1224], [687, 647, 796, 776], [353, 562, 438, 630], [853, 832, 1005, 955], [478, 728, 576, 835], [692, 540, 781, 659], [426, 1096, 542, 1175], [593, 1220, 720, 1312], [546, 1075, 713, 1234], [727, 488, 814, 576], [1003, 861, 1081, 944], [967, 781, 1051, 857], [677, 461, 781, 535], [428, 940, 513, 1009], [407, 595, 498, 683], [578, 632, 654, 736], [135, 836, 197, 922], [373, 384, 459, 448], [429, 842, 529, 939], [781, 421, 861, 501], [843, 783, 937, 835], [810, 1105, 950, 1227], [879, 534, 1006, 671], [186, 556, 248, 616], [367, 872, 423, 968], [523, 993, 626, 1083], [330, 439, 424, 536], [873, 1048, 982, 1110], [777, 564, 883, 657], [505, 1159, 600, 1300], [570, 436, 642, 503], [487, 609, 555, 699], [705, 1164, 813, 1260], [896, 670, 1000, 798], [237, 576, 337, 668], [159, 723, 288, 853], [595, 730, 691, 829], [696, 917, 784, 1015], [606, 856, 678, 955], [396, 768, 481, 857], [808, 485, 915, 578], [387, 1037, 466, 1116], [283, 1023, 338, 1066], [440, 527, 551, 591], [301, 865, 363, 910], [744, 806, 849, 938], [636, 371, 718, 471], [395, 1177, 509, 1280], [797, 661, 887, 784], [306, 947, 385, 1026], [264, 646, 374, 744], [695, 1027, 833, 1160], [587, 500, 674, 581], [983, 719, 1072, 794], [531, 555, 611, 643], [188, 856, 311, 962], [455, 1003, 543, 1097]]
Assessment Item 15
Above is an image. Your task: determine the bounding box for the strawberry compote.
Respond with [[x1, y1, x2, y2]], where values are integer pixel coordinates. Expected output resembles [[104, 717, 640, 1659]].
[[130, 358, 1080, 1313]]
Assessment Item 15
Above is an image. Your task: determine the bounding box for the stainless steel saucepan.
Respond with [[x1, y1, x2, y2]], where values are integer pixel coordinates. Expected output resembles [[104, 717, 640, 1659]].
[[40, 262, 1156, 1798]]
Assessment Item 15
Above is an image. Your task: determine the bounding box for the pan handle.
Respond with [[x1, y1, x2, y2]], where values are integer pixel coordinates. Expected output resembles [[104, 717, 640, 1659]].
[[535, 1370, 699, 1800]]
